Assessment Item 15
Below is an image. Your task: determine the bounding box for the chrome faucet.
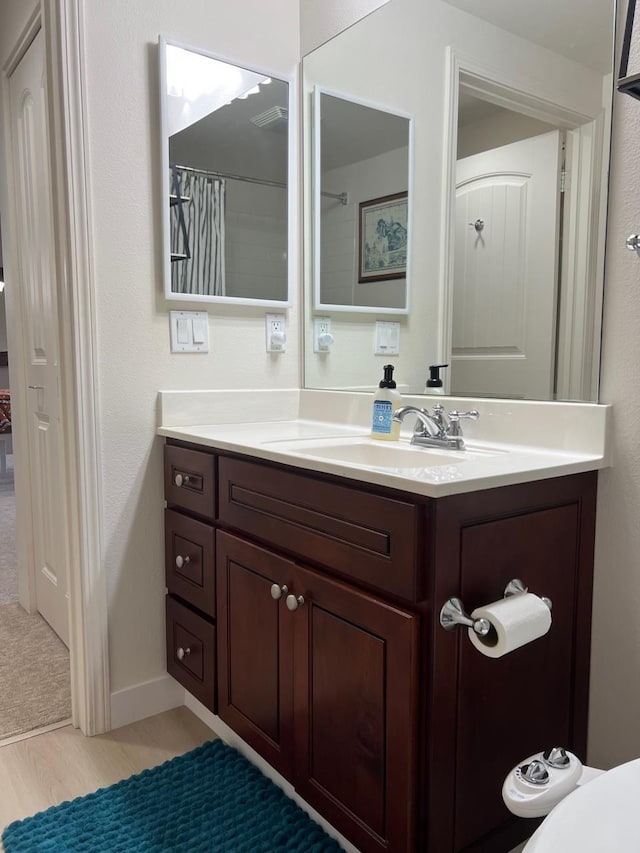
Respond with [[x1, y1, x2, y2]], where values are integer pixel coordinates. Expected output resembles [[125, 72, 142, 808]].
[[392, 404, 479, 450]]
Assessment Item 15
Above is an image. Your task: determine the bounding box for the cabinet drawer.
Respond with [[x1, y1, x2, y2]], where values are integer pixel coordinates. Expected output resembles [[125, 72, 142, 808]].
[[164, 444, 216, 521], [166, 595, 216, 712], [218, 456, 423, 601], [165, 509, 215, 617]]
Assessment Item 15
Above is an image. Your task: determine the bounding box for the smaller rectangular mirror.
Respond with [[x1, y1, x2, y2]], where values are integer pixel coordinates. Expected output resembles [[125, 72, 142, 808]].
[[313, 88, 412, 314], [160, 38, 293, 306]]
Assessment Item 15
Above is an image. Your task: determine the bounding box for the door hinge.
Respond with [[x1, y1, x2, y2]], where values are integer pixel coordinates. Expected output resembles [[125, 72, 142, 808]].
[[560, 168, 568, 194]]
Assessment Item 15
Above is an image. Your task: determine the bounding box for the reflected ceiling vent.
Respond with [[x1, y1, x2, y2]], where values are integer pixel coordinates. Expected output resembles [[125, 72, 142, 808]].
[[250, 105, 288, 130]]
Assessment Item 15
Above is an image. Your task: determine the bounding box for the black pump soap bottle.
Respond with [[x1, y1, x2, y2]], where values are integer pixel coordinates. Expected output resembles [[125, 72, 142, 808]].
[[371, 364, 402, 440], [426, 364, 448, 395]]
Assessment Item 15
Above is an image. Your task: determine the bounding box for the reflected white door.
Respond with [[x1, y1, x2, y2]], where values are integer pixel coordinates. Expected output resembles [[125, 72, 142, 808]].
[[9, 30, 69, 646], [452, 130, 562, 399]]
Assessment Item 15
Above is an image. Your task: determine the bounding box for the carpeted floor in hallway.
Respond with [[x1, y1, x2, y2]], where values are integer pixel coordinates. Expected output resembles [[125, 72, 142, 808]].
[[0, 456, 72, 741]]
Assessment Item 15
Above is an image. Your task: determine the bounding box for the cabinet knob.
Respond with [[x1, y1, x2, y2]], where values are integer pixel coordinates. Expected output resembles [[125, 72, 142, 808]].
[[175, 554, 190, 569], [270, 583, 288, 600], [176, 646, 191, 661], [286, 593, 305, 612], [174, 472, 190, 487]]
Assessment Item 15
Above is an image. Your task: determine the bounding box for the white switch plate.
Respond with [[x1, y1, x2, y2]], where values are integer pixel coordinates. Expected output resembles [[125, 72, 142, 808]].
[[169, 310, 209, 353], [313, 317, 333, 353], [374, 321, 400, 355], [266, 313, 287, 352]]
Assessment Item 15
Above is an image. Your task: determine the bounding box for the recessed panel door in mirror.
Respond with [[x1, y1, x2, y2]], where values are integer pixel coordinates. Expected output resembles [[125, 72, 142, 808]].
[[452, 130, 562, 399], [314, 89, 412, 314], [160, 40, 292, 306]]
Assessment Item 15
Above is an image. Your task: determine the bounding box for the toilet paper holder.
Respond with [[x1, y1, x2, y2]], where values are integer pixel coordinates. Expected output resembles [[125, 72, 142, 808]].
[[439, 578, 552, 635]]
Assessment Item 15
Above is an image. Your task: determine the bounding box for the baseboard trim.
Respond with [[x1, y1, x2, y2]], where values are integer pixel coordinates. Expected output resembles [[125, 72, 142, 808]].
[[110, 675, 184, 731], [183, 693, 360, 853]]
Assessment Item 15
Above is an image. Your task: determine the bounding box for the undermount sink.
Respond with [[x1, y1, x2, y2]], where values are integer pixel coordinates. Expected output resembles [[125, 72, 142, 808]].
[[264, 436, 489, 470]]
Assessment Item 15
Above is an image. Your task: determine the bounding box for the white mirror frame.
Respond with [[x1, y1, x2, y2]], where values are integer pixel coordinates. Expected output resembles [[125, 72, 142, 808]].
[[159, 37, 295, 307], [312, 85, 414, 315]]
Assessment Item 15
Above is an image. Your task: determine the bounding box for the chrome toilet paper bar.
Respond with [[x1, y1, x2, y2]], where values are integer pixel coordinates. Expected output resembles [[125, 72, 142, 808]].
[[439, 578, 552, 635]]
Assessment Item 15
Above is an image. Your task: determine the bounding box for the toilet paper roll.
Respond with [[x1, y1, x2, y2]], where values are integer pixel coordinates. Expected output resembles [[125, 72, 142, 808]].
[[467, 593, 552, 658]]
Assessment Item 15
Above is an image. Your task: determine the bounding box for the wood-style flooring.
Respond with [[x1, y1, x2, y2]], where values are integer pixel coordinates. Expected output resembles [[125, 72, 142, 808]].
[[0, 705, 529, 853], [0, 706, 213, 845]]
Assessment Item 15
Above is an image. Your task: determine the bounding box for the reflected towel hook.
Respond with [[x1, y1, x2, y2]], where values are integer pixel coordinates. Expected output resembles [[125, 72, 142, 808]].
[[469, 219, 485, 233]]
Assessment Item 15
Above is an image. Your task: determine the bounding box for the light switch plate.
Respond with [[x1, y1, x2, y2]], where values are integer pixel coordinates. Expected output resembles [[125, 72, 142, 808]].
[[374, 321, 400, 355], [169, 310, 209, 353]]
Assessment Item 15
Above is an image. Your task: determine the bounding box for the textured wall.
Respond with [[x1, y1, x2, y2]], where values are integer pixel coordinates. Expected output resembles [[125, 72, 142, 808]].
[[588, 81, 640, 767], [81, 0, 299, 694]]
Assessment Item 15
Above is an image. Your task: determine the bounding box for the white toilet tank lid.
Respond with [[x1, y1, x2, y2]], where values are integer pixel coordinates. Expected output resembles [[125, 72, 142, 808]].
[[525, 757, 640, 852]]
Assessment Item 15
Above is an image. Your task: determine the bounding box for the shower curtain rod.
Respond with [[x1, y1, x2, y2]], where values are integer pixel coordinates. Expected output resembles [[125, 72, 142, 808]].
[[173, 163, 348, 205]]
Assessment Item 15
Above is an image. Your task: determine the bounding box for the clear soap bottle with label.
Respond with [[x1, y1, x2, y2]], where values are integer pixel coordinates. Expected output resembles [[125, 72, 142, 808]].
[[371, 364, 402, 441]]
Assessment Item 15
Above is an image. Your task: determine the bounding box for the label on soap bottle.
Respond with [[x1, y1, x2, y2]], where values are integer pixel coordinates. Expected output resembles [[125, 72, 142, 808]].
[[372, 400, 393, 434]]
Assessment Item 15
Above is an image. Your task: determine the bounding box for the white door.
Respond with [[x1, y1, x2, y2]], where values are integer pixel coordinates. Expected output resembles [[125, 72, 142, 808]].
[[452, 130, 562, 399], [9, 30, 69, 646]]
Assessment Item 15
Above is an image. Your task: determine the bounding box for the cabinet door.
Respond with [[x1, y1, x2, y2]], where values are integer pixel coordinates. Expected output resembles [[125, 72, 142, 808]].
[[216, 531, 295, 779], [292, 564, 420, 853], [454, 503, 583, 850]]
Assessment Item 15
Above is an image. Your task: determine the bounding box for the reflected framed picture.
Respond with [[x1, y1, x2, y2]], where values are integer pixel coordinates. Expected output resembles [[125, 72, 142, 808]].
[[358, 191, 408, 283]]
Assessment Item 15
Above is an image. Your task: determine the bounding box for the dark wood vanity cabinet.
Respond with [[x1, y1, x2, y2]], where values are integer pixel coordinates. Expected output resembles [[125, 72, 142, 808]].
[[163, 438, 597, 853], [216, 530, 420, 853]]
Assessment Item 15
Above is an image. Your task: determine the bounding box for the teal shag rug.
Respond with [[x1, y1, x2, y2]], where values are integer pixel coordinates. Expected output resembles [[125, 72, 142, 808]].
[[1, 739, 342, 852]]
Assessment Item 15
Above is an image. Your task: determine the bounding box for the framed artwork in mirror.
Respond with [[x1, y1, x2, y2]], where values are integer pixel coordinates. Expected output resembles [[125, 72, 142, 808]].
[[358, 192, 408, 282]]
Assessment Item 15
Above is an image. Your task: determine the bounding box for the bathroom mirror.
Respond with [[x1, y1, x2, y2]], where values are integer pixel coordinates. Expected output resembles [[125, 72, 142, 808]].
[[302, 0, 614, 401], [313, 89, 412, 313], [160, 39, 293, 306]]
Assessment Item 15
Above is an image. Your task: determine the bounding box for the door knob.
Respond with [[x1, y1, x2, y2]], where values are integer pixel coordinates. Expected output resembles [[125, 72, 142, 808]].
[[174, 472, 190, 487], [176, 646, 191, 661], [175, 555, 190, 569], [286, 594, 305, 611], [270, 583, 288, 600]]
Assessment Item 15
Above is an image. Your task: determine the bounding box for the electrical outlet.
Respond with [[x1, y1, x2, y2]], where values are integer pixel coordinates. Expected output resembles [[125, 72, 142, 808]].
[[313, 317, 334, 353], [266, 314, 287, 352]]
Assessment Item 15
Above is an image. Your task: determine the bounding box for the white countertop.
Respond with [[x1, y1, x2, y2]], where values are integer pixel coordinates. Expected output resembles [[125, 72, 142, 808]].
[[157, 389, 611, 497]]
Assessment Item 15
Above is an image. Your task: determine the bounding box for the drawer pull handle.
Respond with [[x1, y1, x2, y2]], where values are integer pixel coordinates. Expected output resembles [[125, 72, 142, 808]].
[[174, 472, 190, 487], [176, 646, 191, 661], [286, 594, 305, 612], [175, 555, 191, 569], [270, 583, 288, 600]]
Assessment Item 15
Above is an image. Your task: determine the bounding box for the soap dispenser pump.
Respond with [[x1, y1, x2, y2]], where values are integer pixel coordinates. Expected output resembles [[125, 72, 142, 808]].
[[371, 364, 402, 441], [426, 363, 448, 395]]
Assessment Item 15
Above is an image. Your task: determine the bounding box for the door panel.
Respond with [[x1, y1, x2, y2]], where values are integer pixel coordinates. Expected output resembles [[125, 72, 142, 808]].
[[293, 564, 419, 853], [10, 29, 69, 645], [453, 130, 562, 399], [216, 531, 295, 778]]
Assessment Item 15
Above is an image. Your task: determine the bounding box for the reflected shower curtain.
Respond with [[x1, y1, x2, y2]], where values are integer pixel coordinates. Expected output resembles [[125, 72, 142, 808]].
[[170, 168, 226, 296]]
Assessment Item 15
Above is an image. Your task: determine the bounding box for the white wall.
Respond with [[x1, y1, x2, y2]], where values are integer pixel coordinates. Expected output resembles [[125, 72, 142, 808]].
[[225, 181, 288, 301], [80, 0, 299, 697], [587, 31, 640, 767], [320, 147, 408, 308], [457, 108, 556, 160], [300, 0, 391, 55]]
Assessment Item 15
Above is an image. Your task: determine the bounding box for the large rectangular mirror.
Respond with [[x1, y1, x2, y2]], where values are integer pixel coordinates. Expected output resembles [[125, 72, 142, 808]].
[[160, 39, 293, 306], [303, 0, 614, 401]]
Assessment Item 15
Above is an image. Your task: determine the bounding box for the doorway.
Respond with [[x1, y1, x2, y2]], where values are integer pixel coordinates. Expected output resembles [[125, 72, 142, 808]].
[[0, 2, 109, 740]]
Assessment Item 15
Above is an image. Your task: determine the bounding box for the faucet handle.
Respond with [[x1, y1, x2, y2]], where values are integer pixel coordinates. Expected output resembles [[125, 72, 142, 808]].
[[431, 403, 449, 431], [448, 409, 479, 437]]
